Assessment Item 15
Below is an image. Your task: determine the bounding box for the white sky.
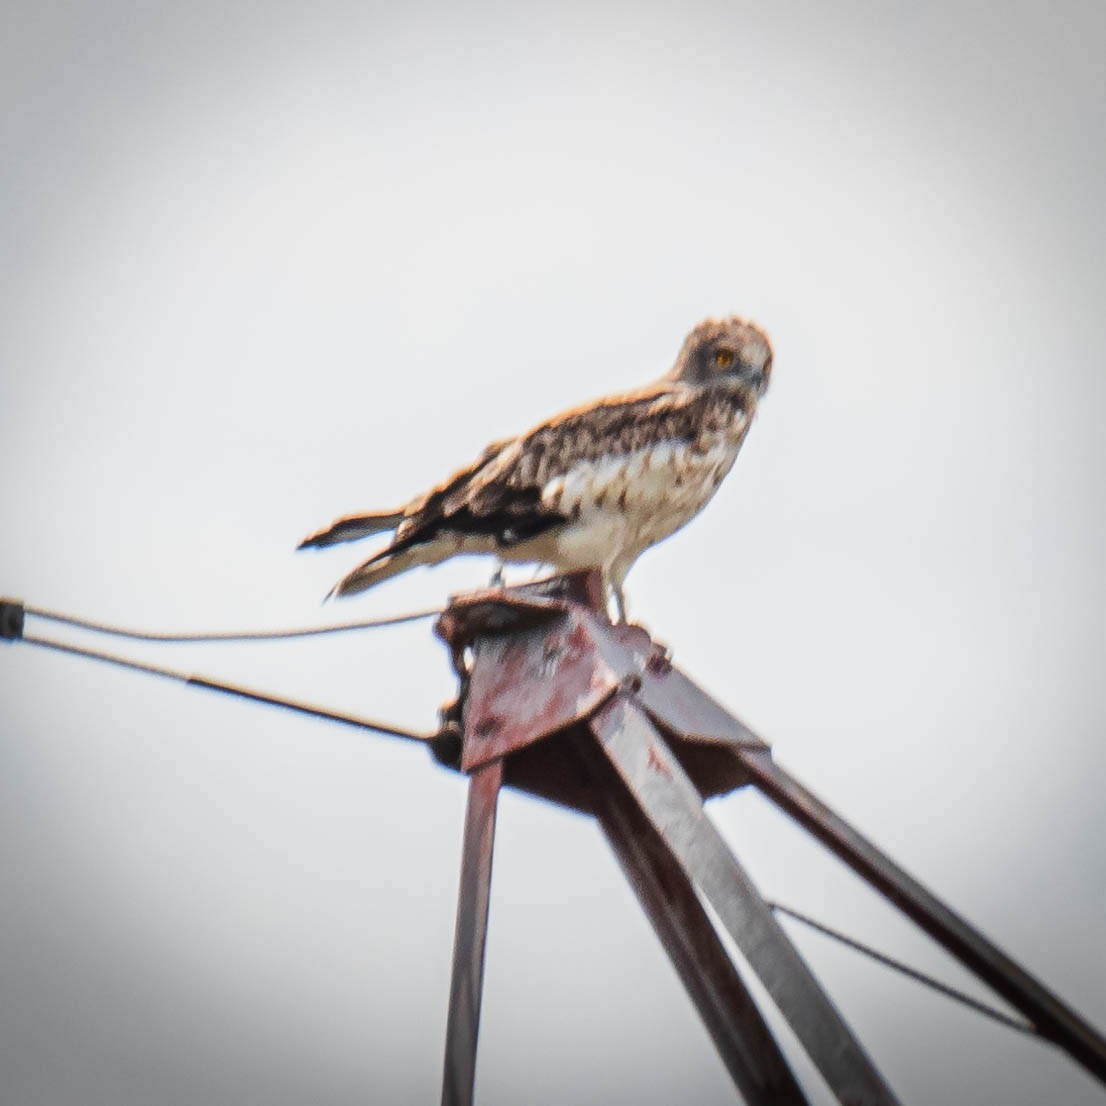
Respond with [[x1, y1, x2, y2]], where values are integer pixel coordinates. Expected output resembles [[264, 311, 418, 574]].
[[2, 2, 1105, 1104]]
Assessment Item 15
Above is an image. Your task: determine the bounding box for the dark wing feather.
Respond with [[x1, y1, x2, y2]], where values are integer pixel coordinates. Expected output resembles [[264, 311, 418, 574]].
[[298, 510, 404, 549], [366, 449, 555, 568]]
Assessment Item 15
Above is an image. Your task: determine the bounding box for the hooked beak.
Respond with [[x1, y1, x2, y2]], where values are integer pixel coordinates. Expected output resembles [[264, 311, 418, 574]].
[[745, 366, 769, 396]]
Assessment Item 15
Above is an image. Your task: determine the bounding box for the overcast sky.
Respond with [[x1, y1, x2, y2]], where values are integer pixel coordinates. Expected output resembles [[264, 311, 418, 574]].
[[2, 2, 1105, 1104]]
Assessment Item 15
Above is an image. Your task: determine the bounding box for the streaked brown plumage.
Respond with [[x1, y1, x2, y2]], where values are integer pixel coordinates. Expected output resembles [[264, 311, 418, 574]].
[[300, 316, 773, 619]]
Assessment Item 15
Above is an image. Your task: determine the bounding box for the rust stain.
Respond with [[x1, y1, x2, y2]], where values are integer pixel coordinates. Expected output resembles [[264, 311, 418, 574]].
[[647, 743, 673, 780], [474, 715, 502, 740]]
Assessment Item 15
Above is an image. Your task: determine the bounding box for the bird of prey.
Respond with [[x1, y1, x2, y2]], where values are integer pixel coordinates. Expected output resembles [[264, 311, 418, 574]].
[[300, 316, 773, 621]]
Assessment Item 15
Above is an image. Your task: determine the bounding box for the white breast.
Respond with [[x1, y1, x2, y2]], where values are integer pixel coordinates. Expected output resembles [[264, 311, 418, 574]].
[[529, 432, 741, 577]]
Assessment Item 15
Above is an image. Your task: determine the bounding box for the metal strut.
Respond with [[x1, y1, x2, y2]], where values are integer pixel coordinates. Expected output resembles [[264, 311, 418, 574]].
[[736, 748, 1106, 1081], [590, 694, 898, 1105], [442, 758, 503, 1106], [578, 731, 811, 1106]]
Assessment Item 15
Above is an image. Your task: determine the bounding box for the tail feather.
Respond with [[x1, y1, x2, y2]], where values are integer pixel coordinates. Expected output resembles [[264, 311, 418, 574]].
[[329, 536, 463, 598], [298, 510, 404, 550]]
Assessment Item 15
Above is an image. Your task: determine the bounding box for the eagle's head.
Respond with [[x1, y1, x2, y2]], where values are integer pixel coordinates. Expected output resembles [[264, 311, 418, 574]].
[[668, 316, 773, 398]]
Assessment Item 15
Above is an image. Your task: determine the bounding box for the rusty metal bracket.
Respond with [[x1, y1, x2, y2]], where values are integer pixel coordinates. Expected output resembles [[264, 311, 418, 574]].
[[435, 572, 764, 808]]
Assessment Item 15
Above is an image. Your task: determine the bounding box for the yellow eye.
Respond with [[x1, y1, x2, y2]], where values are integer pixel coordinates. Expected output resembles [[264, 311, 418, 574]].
[[713, 348, 735, 369]]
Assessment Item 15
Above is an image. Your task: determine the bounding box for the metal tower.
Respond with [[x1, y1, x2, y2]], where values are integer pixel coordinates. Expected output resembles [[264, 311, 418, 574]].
[[430, 571, 1106, 1106]]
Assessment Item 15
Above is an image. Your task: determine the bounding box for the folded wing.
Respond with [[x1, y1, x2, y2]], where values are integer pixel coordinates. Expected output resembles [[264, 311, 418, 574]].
[[303, 381, 721, 598]]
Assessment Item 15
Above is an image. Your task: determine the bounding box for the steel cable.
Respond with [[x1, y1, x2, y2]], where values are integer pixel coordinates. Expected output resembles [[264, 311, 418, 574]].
[[767, 899, 1038, 1037]]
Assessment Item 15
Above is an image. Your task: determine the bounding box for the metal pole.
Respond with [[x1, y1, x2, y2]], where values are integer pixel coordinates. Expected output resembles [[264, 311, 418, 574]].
[[583, 735, 810, 1106], [590, 695, 901, 1106], [738, 747, 1106, 1085], [441, 758, 504, 1106]]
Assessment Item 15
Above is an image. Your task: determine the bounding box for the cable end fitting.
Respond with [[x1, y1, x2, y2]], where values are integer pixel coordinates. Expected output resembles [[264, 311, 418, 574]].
[[1, 599, 25, 641]]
